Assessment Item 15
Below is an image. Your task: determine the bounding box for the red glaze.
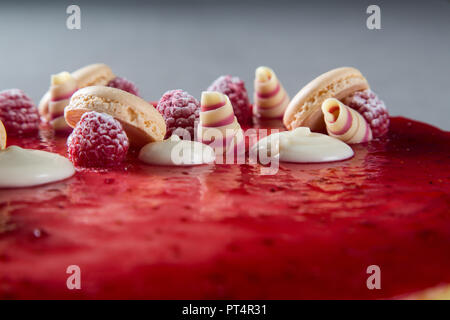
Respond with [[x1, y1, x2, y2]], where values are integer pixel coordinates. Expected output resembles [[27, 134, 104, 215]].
[[0, 117, 449, 299]]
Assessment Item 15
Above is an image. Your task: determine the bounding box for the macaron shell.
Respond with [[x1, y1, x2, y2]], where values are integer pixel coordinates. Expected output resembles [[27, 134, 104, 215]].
[[71, 63, 115, 88], [38, 63, 115, 117], [65, 86, 166, 147], [283, 67, 369, 131], [0, 120, 6, 150]]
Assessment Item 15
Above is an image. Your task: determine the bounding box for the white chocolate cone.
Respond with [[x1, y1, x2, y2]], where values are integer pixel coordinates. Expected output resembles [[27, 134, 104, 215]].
[[48, 72, 78, 132], [197, 91, 245, 158], [253, 66, 289, 119], [321, 98, 372, 144]]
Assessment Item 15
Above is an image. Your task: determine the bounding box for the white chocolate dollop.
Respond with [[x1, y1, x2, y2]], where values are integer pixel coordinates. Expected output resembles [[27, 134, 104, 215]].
[[252, 127, 354, 163], [0, 146, 75, 188], [139, 135, 215, 166]]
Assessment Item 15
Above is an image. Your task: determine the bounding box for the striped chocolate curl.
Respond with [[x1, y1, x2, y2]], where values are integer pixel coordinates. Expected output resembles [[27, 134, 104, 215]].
[[321, 98, 372, 144], [198, 91, 245, 156], [253, 66, 289, 119]]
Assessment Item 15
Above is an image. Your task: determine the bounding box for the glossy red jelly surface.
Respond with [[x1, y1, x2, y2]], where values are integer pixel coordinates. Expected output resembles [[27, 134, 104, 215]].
[[0, 117, 449, 299]]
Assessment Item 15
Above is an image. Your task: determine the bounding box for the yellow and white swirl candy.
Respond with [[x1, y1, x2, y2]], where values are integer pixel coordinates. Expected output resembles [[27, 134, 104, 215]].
[[253, 66, 289, 119], [321, 98, 372, 144]]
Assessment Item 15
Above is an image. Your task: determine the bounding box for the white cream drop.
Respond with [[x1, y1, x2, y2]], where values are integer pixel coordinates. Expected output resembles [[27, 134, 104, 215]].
[[253, 127, 354, 163], [139, 135, 215, 166], [0, 146, 75, 188]]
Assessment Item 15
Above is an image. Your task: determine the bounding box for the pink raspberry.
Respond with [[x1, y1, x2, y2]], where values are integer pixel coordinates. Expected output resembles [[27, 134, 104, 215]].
[[107, 77, 139, 96], [343, 89, 390, 138], [156, 89, 200, 139], [0, 89, 40, 136], [67, 111, 129, 168], [207, 75, 252, 125]]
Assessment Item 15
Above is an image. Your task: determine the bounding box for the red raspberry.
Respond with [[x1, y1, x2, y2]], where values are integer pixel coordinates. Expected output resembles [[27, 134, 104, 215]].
[[107, 77, 139, 96], [0, 89, 40, 136], [156, 89, 200, 140], [343, 89, 390, 138], [207, 75, 252, 125], [67, 111, 129, 168]]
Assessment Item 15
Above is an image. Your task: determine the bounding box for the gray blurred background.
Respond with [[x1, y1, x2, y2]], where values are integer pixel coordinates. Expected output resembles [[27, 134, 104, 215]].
[[0, 0, 448, 129]]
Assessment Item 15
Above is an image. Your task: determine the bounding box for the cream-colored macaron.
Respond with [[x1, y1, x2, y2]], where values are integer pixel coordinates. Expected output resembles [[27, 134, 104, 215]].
[[71, 63, 115, 88], [39, 63, 115, 118], [283, 67, 369, 132], [65, 86, 166, 147]]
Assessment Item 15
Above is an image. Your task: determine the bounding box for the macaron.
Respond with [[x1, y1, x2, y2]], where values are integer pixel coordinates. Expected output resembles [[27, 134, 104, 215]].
[[71, 63, 115, 88], [39, 63, 115, 118], [283, 67, 369, 132], [65, 86, 166, 147]]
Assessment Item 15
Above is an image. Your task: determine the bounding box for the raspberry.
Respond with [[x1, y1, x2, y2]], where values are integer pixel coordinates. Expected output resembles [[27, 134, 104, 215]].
[[207, 75, 252, 125], [156, 89, 200, 140], [67, 111, 129, 168], [107, 77, 139, 96], [0, 89, 40, 136], [343, 89, 390, 138]]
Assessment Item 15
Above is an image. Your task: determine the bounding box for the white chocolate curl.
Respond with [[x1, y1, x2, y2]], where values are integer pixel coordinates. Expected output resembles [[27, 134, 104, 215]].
[[321, 98, 372, 144], [253, 66, 289, 119], [48, 72, 78, 132], [197, 91, 244, 156]]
